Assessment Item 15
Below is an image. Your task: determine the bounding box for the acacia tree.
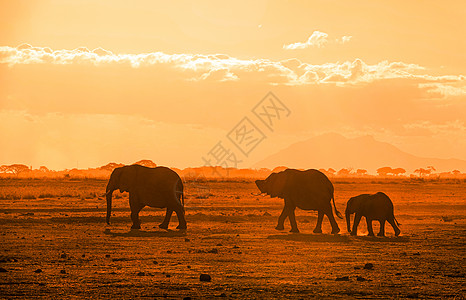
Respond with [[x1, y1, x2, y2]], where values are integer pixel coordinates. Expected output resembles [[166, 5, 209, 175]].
[[376, 167, 393, 176], [134, 160, 157, 168], [0, 164, 30, 175], [337, 168, 353, 177], [392, 168, 406, 176], [356, 169, 368, 176], [327, 168, 336, 176], [99, 162, 125, 172], [414, 168, 431, 177]]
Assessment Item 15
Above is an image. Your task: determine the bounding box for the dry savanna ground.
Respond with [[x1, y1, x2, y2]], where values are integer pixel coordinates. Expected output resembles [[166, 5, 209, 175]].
[[0, 178, 465, 299]]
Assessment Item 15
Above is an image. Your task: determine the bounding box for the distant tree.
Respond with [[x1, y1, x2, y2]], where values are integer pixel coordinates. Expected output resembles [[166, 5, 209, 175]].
[[376, 167, 393, 176], [0, 164, 30, 175], [377, 167, 406, 176], [392, 168, 406, 176], [99, 162, 125, 172], [272, 166, 288, 173], [356, 169, 368, 176], [452, 169, 461, 176], [337, 168, 352, 176], [39, 166, 49, 172], [414, 168, 431, 177], [134, 160, 157, 168]]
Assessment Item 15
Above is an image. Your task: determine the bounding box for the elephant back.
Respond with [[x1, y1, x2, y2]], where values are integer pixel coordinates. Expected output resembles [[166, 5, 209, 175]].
[[277, 169, 334, 209]]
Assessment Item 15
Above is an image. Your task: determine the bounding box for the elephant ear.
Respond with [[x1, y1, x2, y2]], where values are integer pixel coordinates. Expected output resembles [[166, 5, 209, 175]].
[[351, 195, 367, 213], [267, 171, 289, 199], [118, 166, 137, 193]]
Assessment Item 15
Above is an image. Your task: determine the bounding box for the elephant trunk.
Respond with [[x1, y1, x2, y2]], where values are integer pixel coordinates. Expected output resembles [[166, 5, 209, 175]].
[[106, 188, 113, 225], [346, 209, 351, 233]]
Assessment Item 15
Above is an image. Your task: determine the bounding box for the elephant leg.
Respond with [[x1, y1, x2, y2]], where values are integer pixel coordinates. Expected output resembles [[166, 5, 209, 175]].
[[129, 200, 144, 230], [388, 217, 401, 236], [324, 206, 340, 234], [366, 218, 375, 236], [351, 213, 362, 236], [159, 208, 173, 229], [174, 203, 187, 230], [288, 206, 299, 233], [313, 211, 324, 233], [276, 206, 288, 230], [377, 219, 386, 236]]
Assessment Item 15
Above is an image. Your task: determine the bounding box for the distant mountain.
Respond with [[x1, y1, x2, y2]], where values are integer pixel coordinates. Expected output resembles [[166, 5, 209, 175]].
[[254, 133, 466, 173]]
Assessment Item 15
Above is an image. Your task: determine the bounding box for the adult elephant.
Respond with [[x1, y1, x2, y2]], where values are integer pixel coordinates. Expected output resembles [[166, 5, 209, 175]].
[[345, 192, 400, 236], [103, 165, 187, 230], [255, 169, 343, 234]]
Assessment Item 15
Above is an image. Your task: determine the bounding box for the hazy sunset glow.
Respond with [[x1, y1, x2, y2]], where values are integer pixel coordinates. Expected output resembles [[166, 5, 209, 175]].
[[1, 0, 465, 171]]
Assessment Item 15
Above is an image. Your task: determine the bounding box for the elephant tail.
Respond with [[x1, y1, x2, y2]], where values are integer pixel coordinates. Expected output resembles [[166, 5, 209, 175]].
[[181, 190, 185, 207], [332, 194, 343, 219], [394, 216, 401, 226]]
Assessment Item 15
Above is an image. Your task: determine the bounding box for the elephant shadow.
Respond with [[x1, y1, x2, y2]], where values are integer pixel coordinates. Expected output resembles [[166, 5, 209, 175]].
[[354, 235, 410, 243], [267, 233, 350, 243], [104, 228, 186, 238]]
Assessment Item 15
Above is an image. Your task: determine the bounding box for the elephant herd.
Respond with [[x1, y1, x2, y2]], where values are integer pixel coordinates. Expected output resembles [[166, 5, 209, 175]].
[[104, 165, 401, 237]]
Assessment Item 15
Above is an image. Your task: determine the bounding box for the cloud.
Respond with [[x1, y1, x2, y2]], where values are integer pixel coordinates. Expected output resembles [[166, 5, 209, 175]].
[[283, 31, 352, 49], [1, 44, 464, 91], [283, 31, 329, 49], [336, 35, 352, 44]]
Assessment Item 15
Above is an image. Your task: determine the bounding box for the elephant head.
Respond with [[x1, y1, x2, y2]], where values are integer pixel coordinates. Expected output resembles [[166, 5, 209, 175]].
[[105, 166, 136, 224], [255, 172, 288, 198], [345, 195, 366, 233]]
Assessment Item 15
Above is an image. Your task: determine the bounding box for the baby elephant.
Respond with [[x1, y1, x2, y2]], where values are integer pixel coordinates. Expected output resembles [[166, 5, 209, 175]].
[[345, 192, 401, 237]]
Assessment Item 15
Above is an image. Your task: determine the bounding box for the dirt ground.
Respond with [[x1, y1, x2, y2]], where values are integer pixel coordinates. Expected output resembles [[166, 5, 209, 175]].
[[0, 178, 465, 299]]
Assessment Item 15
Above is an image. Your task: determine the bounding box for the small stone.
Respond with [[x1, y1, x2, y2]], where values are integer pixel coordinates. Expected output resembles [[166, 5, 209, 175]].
[[208, 248, 219, 254], [185, 238, 190, 242], [137, 271, 145, 276], [395, 272, 402, 276], [60, 253, 67, 259], [105, 254, 111, 258], [166, 274, 171, 278], [153, 260, 158, 265], [34, 268, 43, 273], [335, 276, 350, 281], [219, 293, 227, 297], [407, 293, 419, 298], [60, 269, 67, 274], [263, 211, 271, 216], [363, 263, 374, 270], [354, 266, 361, 270], [356, 276, 367, 281], [233, 245, 240, 249], [200, 274, 211, 282], [187, 265, 191, 269], [412, 252, 420, 256], [167, 250, 172, 254], [0, 267, 7, 272], [38, 282, 45, 286], [216, 243, 223, 246]]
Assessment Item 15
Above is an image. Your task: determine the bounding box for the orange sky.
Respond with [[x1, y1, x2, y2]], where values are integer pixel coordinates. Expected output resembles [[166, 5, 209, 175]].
[[1, 1, 465, 170]]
